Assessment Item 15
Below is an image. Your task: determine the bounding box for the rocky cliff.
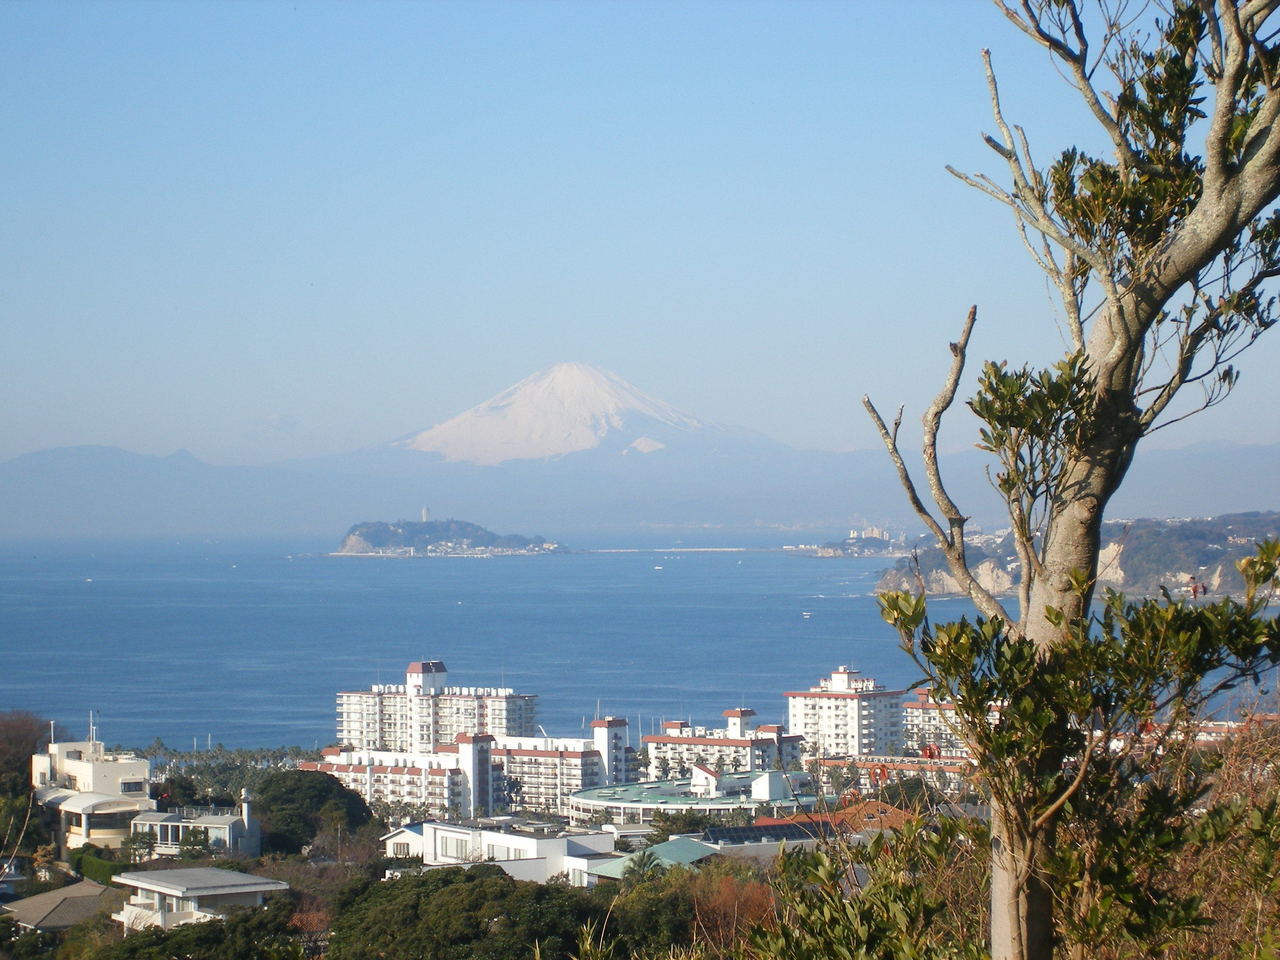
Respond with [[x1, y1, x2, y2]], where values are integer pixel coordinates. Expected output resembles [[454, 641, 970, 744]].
[[875, 511, 1280, 597]]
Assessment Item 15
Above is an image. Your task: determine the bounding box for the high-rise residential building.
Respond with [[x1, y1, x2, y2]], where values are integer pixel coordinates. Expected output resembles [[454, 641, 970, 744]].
[[493, 718, 636, 815], [300, 733, 498, 820], [642, 709, 803, 778], [784, 666, 907, 758], [902, 689, 1003, 760], [336, 661, 536, 752], [305, 720, 637, 819]]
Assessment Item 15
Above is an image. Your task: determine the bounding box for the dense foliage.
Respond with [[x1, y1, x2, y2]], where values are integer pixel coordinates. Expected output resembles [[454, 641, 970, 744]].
[[253, 769, 372, 855], [327, 865, 604, 960]]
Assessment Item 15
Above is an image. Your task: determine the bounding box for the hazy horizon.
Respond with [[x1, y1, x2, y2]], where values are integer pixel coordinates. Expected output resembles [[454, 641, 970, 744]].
[[5, 2, 1279, 470]]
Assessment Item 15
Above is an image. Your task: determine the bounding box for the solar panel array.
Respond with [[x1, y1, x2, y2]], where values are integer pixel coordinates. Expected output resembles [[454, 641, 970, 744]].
[[702, 823, 833, 845]]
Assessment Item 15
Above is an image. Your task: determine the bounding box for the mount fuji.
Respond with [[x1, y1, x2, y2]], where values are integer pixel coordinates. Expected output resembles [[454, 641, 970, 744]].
[[1, 362, 1275, 543], [394, 362, 712, 464]]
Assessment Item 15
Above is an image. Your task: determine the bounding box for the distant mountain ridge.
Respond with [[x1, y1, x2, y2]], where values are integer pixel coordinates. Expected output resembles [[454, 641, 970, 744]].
[[0, 363, 1277, 542]]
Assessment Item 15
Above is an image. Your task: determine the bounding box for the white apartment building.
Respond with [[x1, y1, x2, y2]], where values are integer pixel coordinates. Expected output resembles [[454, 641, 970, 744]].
[[31, 740, 156, 851], [819, 754, 974, 798], [337, 661, 536, 753], [382, 819, 618, 887], [785, 666, 907, 758], [642, 709, 803, 778], [902, 689, 1003, 760], [494, 717, 635, 815], [300, 733, 498, 820], [305, 719, 636, 819]]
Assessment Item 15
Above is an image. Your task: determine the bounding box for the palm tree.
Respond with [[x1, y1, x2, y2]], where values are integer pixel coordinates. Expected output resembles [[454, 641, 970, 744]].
[[621, 849, 665, 888]]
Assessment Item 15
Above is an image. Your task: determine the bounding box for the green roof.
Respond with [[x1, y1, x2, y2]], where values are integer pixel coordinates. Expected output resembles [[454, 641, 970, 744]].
[[588, 838, 718, 879]]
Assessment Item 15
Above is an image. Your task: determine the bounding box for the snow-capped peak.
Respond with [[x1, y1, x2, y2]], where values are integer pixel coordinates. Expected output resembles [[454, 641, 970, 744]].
[[396, 362, 705, 465]]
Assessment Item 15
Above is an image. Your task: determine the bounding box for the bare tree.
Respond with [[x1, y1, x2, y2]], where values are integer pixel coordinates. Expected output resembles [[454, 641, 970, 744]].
[[864, 3, 1280, 959]]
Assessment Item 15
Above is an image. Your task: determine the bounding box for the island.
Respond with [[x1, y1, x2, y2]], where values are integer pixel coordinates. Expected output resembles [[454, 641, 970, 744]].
[[333, 519, 565, 557]]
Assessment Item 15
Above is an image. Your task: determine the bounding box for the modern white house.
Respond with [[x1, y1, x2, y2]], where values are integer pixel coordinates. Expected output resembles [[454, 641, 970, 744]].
[[784, 667, 908, 758], [31, 739, 156, 851], [381, 819, 619, 887], [129, 792, 261, 857], [111, 868, 289, 932]]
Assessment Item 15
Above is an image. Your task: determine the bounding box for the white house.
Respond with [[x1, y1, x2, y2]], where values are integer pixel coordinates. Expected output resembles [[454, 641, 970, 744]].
[[382, 819, 618, 887], [31, 739, 155, 851], [130, 792, 261, 857], [111, 868, 288, 932]]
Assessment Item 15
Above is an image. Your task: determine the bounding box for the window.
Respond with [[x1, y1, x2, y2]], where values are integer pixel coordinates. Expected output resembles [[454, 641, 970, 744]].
[[440, 834, 470, 859], [392, 842, 410, 858], [120, 781, 146, 793]]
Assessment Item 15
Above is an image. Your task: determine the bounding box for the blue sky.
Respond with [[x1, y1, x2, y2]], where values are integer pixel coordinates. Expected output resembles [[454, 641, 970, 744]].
[[3, 1, 1277, 465]]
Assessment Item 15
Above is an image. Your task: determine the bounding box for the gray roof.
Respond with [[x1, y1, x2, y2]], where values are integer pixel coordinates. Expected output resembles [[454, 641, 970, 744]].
[[1, 880, 111, 931], [112, 868, 288, 898], [133, 811, 241, 827]]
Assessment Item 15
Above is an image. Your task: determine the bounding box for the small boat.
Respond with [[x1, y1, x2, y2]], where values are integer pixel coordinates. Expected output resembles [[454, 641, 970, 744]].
[[653, 565, 664, 570], [801, 611, 812, 619]]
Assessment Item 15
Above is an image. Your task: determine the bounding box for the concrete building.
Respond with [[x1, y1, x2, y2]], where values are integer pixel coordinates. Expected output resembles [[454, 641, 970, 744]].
[[784, 666, 907, 758], [306, 720, 636, 819], [566, 769, 821, 826], [819, 754, 974, 798], [902, 689, 1003, 760], [642, 709, 803, 778], [111, 868, 288, 932], [130, 794, 261, 857], [301, 733, 498, 820], [382, 819, 618, 887], [31, 740, 155, 851], [494, 717, 635, 815], [337, 661, 536, 753], [31, 740, 151, 800]]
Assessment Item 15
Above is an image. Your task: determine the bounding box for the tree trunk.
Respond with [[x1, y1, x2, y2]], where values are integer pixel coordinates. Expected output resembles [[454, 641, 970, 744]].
[[990, 807, 1056, 960], [1024, 388, 1140, 649]]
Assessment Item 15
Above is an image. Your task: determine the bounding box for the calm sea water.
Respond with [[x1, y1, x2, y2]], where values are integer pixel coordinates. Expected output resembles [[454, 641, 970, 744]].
[[0, 540, 977, 750]]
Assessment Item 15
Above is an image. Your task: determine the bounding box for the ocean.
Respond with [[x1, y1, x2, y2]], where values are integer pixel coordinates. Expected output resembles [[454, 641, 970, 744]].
[[0, 540, 977, 751]]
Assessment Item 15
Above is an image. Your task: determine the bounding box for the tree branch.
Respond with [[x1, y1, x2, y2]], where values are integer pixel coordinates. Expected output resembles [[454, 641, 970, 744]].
[[865, 308, 1013, 625]]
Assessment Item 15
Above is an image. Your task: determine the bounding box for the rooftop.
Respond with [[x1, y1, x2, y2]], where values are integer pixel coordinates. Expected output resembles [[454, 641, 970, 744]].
[[2, 881, 113, 932], [112, 868, 288, 898], [572, 773, 818, 808]]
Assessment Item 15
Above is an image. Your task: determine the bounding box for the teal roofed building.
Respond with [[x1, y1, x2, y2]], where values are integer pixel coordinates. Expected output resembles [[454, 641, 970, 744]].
[[588, 837, 720, 881], [567, 769, 822, 826]]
